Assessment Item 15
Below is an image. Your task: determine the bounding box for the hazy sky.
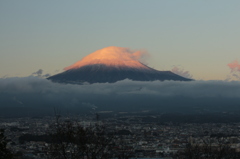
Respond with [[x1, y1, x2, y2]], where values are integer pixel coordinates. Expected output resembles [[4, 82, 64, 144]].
[[1, 1, 240, 80]]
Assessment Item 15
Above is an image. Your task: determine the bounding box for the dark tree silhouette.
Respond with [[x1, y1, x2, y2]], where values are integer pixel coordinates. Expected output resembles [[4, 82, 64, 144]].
[[45, 115, 133, 159], [0, 129, 13, 159]]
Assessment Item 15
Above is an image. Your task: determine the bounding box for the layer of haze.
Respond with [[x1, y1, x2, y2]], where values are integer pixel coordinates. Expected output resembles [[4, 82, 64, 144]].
[[1, 1, 240, 80], [1, 77, 240, 116]]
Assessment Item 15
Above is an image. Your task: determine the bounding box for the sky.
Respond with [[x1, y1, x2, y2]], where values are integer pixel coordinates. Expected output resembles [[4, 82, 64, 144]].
[[1, 1, 240, 80]]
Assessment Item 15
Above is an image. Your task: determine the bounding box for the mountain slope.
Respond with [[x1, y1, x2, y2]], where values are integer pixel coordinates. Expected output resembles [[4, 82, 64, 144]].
[[48, 46, 192, 84], [48, 64, 191, 84]]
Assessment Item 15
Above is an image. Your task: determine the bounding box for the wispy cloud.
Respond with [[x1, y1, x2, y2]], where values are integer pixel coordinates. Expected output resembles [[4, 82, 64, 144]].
[[171, 66, 192, 79], [32, 69, 43, 76], [227, 60, 240, 80], [228, 60, 240, 72], [31, 69, 51, 78]]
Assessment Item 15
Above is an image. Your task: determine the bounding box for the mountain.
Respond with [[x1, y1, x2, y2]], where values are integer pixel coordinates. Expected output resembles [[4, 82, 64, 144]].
[[48, 46, 192, 84]]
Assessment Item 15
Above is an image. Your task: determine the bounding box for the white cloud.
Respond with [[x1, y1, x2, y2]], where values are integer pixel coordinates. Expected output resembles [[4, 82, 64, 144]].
[[0, 77, 240, 116]]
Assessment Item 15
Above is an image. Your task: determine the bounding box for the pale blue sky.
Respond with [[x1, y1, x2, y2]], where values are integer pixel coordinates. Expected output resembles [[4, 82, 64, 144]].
[[1, 0, 240, 80]]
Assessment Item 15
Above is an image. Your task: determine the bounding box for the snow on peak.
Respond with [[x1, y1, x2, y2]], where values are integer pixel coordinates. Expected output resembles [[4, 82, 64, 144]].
[[64, 46, 150, 70]]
